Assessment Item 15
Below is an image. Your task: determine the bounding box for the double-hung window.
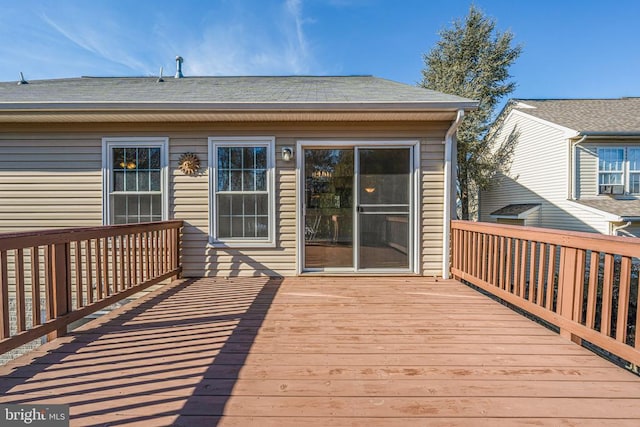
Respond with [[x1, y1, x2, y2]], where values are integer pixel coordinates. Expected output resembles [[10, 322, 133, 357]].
[[598, 148, 624, 194], [103, 138, 168, 224], [597, 147, 640, 195], [209, 137, 275, 246]]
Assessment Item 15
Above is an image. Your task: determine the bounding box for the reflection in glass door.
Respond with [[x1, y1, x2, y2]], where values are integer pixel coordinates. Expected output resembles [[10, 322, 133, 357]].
[[303, 149, 354, 269], [357, 148, 411, 269]]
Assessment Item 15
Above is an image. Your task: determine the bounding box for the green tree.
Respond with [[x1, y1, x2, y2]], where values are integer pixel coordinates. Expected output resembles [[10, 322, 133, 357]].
[[420, 5, 522, 220]]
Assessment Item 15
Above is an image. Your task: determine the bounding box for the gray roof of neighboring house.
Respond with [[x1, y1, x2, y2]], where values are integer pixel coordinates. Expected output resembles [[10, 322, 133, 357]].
[[0, 75, 476, 108], [512, 98, 640, 134], [489, 203, 541, 218], [575, 198, 640, 220]]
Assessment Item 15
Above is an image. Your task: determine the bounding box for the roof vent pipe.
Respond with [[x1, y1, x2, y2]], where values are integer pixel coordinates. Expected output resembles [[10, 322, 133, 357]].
[[175, 56, 184, 78]]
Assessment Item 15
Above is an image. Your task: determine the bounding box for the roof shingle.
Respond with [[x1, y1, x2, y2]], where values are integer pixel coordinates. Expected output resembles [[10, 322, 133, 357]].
[[0, 76, 474, 106], [513, 98, 640, 134]]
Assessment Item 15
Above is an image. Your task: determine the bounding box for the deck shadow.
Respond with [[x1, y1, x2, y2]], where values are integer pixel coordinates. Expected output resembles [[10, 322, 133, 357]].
[[0, 276, 282, 426]]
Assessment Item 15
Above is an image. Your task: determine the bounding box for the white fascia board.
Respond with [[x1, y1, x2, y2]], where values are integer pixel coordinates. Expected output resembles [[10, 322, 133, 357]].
[[510, 109, 579, 138]]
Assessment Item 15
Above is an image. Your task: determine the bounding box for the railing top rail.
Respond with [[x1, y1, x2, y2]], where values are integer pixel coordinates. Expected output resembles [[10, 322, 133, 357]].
[[0, 220, 184, 251], [451, 220, 640, 258]]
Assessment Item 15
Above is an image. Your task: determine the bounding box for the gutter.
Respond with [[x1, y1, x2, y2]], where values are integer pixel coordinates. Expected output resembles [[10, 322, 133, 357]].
[[612, 221, 632, 236], [442, 109, 465, 280]]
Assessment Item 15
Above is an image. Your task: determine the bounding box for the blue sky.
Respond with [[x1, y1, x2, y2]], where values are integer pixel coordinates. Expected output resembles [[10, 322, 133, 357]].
[[1, 0, 639, 102]]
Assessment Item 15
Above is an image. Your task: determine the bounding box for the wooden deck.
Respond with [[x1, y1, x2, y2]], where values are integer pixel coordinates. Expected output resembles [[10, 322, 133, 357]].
[[2, 276, 640, 426]]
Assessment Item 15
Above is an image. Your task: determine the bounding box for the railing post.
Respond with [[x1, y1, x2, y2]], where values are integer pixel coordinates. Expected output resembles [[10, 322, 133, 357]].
[[47, 242, 70, 341]]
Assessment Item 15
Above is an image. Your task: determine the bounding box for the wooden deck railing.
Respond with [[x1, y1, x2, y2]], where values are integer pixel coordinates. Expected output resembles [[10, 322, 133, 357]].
[[451, 220, 640, 367], [0, 220, 182, 355]]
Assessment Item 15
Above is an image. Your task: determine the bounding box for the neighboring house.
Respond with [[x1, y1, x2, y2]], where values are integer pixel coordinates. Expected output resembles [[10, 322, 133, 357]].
[[0, 71, 476, 278], [479, 98, 640, 237]]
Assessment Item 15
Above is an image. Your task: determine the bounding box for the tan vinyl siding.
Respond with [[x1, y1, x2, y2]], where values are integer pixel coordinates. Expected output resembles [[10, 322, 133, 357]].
[[420, 138, 444, 276], [0, 136, 102, 232], [0, 122, 449, 277]]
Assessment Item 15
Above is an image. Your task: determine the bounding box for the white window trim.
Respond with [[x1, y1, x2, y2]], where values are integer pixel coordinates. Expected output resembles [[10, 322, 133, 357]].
[[101, 137, 169, 225], [596, 147, 640, 196], [208, 136, 276, 248]]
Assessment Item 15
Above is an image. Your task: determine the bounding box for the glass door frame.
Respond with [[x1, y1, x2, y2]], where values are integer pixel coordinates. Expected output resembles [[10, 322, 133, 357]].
[[296, 140, 420, 274]]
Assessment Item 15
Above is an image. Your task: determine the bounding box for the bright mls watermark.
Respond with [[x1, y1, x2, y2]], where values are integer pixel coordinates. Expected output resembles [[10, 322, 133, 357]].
[[1, 405, 69, 426]]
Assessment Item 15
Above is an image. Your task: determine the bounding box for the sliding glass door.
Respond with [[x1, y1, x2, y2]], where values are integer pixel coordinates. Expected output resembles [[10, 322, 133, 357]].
[[302, 145, 414, 272]]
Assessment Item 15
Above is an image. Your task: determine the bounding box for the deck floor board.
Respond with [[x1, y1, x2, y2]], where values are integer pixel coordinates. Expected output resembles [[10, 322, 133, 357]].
[[2, 276, 640, 426]]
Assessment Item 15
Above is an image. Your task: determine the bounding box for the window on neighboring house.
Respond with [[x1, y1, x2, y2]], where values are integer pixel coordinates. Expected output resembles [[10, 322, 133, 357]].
[[598, 148, 624, 194], [103, 138, 168, 224], [209, 137, 275, 246], [629, 148, 640, 194]]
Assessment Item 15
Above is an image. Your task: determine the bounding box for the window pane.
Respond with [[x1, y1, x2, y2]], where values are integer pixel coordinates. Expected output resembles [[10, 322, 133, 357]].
[[113, 148, 125, 169], [149, 171, 161, 191], [217, 169, 229, 191], [256, 216, 269, 237], [255, 170, 267, 191], [139, 195, 151, 215], [243, 171, 255, 191], [243, 147, 256, 169], [149, 148, 161, 169], [138, 171, 150, 191], [230, 147, 243, 168], [600, 172, 623, 185], [125, 171, 137, 191], [631, 174, 640, 194], [629, 149, 640, 172], [218, 147, 230, 169], [256, 194, 268, 215], [599, 148, 624, 171], [230, 171, 243, 191], [244, 194, 256, 215], [113, 170, 125, 191], [255, 147, 267, 167], [137, 148, 149, 169]]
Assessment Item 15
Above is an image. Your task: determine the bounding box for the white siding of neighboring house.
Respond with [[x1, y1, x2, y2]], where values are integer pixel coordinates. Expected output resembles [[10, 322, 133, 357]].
[[576, 143, 598, 198], [479, 111, 611, 234]]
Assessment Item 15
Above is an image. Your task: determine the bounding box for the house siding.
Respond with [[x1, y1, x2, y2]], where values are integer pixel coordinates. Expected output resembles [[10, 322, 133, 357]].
[[479, 112, 611, 234], [0, 122, 449, 277], [576, 143, 598, 198]]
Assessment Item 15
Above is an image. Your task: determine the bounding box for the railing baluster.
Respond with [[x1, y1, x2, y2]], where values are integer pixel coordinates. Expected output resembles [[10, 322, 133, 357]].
[[545, 245, 556, 311], [31, 247, 41, 326], [528, 241, 537, 302], [585, 251, 599, 329], [74, 241, 83, 309], [103, 237, 110, 297], [518, 240, 527, 298], [95, 238, 103, 301], [16, 249, 26, 333], [601, 253, 614, 337], [45, 245, 54, 322], [0, 250, 9, 339], [536, 243, 546, 305], [616, 256, 632, 343], [86, 240, 94, 304]]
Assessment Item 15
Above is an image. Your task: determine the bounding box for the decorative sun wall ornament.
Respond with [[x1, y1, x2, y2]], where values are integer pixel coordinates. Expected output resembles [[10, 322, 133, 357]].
[[178, 152, 200, 175]]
